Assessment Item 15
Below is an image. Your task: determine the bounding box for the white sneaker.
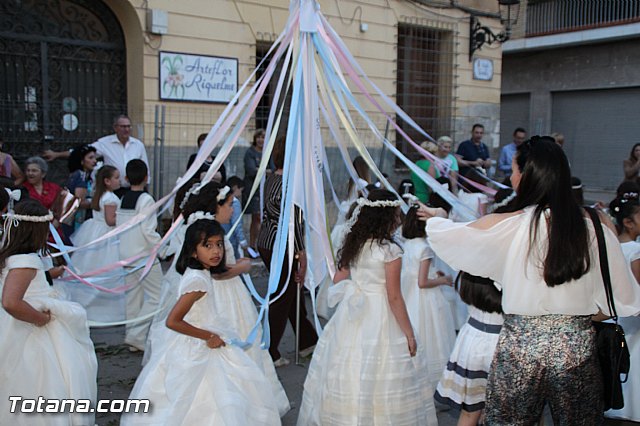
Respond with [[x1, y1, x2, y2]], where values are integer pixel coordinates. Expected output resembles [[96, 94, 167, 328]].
[[273, 357, 290, 368], [299, 345, 316, 358]]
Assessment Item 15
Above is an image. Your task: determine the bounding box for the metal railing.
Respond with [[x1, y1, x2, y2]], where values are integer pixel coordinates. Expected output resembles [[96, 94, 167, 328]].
[[526, 0, 640, 37]]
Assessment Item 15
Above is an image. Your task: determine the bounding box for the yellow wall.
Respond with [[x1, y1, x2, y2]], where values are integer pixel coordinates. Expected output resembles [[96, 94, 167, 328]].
[[112, 0, 504, 150]]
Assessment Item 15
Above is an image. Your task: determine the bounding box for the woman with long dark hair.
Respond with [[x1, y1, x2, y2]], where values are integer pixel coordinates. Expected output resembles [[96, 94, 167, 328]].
[[421, 136, 640, 423], [623, 143, 640, 184]]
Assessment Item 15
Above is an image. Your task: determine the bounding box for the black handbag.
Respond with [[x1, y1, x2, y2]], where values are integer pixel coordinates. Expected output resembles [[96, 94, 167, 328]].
[[585, 208, 630, 411]]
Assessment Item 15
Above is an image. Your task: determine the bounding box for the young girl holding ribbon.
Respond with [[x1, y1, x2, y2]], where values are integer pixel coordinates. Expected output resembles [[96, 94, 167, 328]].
[[145, 181, 289, 415], [122, 219, 281, 425], [297, 189, 438, 426], [0, 199, 97, 426], [64, 165, 124, 322]]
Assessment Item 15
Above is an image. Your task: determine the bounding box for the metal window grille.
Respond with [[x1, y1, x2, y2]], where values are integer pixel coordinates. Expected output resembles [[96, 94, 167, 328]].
[[255, 41, 291, 134], [396, 23, 455, 166]]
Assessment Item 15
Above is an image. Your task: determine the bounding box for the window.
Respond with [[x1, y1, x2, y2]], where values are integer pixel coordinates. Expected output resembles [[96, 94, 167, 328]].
[[396, 23, 455, 165]]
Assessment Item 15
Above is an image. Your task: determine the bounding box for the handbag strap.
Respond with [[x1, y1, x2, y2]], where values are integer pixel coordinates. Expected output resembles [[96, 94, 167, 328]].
[[585, 207, 618, 321]]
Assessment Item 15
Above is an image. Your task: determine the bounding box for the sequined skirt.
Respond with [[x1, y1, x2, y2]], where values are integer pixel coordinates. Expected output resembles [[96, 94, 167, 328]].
[[485, 314, 603, 426]]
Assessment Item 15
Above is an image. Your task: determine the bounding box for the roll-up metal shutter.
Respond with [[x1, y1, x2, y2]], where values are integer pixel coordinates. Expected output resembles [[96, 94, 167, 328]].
[[500, 93, 530, 148], [551, 88, 640, 191]]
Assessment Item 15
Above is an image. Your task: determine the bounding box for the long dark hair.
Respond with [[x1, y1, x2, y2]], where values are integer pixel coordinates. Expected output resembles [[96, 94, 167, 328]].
[[337, 189, 401, 269], [402, 205, 426, 239], [176, 219, 227, 275], [91, 165, 118, 211], [512, 136, 590, 286], [456, 272, 502, 314], [0, 200, 51, 271], [181, 182, 233, 219]]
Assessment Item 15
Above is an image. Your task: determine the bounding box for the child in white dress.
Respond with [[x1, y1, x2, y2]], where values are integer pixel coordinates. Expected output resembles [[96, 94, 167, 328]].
[[401, 202, 457, 391], [298, 189, 438, 426], [122, 219, 281, 425], [146, 182, 289, 415], [65, 165, 124, 321], [606, 192, 640, 422], [0, 200, 97, 426]]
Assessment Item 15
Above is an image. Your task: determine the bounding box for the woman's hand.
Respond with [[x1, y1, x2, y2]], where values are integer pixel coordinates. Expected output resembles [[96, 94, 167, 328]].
[[206, 333, 226, 349], [415, 202, 447, 221], [48, 266, 65, 279], [406, 335, 417, 357]]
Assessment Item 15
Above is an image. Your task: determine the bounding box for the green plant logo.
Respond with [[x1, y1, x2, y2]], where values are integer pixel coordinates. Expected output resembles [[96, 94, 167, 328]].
[[162, 55, 185, 98]]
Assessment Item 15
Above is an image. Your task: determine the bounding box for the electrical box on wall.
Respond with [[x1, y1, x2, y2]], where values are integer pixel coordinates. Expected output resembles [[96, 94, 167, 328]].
[[146, 9, 168, 35]]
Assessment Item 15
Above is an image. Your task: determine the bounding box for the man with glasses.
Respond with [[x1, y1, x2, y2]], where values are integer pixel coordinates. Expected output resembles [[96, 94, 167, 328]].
[[498, 127, 527, 180], [44, 115, 149, 197]]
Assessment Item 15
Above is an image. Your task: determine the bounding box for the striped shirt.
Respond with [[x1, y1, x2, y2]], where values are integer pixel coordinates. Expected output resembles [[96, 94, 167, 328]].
[[256, 173, 305, 253]]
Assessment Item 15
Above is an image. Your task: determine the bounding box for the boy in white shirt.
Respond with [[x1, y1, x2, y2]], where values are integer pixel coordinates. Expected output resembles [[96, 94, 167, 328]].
[[117, 159, 163, 351]]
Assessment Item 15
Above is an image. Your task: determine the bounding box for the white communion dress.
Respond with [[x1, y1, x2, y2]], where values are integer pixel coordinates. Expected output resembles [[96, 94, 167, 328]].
[[145, 230, 289, 416], [0, 253, 97, 426], [122, 268, 282, 426], [297, 240, 438, 426], [65, 191, 125, 322], [401, 237, 457, 390]]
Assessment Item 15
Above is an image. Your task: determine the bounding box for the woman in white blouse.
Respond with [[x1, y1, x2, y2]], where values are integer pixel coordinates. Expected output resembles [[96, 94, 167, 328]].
[[421, 136, 640, 424]]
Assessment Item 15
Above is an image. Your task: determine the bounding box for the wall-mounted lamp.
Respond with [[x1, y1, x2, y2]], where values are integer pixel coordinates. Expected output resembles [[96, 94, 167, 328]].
[[469, 0, 520, 61]]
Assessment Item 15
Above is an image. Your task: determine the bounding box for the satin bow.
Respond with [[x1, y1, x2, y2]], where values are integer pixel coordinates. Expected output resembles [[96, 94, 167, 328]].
[[327, 279, 367, 322]]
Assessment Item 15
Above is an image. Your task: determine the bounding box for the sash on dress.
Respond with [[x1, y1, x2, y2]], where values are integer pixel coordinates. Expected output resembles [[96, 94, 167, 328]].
[[328, 279, 367, 321]]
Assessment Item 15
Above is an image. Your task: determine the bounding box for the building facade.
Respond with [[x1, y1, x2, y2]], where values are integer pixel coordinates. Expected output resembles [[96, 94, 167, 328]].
[[0, 0, 505, 196], [501, 0, 640, 195]]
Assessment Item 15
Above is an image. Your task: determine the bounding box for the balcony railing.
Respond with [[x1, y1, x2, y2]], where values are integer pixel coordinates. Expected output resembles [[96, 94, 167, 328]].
[[526, 0, 640, 37]]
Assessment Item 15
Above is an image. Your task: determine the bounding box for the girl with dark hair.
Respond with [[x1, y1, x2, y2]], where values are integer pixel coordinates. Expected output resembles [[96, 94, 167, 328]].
[[422, 136, 640, 423], [0, 200, 97, 425], [400, 200, 456, 391], [434, 272, 504, 426], [123, 219, 281, 425], [298, 189, 438, 425], [65, 165, 122, 321], [606, 192, 640, 422]]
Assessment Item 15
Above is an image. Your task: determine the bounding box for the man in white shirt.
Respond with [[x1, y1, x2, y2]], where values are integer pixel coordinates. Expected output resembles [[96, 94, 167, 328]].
[[43, 115, 150, 196]]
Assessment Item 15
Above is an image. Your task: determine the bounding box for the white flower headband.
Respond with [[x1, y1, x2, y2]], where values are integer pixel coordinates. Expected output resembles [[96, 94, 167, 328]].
[[217, 186, 230, 202], [402, 193, 420, 207], [2, 211, 54, 246], [186, 211, 216, 225], [179, 182, 203, 211], [343, 197, 402, 235], [488, 191, 517, 213]]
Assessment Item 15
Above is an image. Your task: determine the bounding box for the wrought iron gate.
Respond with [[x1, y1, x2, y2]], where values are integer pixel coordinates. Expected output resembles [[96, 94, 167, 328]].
[[0, 0, 127, 160]]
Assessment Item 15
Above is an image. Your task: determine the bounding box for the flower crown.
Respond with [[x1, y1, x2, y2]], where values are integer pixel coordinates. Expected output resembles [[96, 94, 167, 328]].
[[343, 197, 402, 234], [186, 211, 216, 225], [2, 211, 54, 247], [488, 191, 517, 213], [179, 182, 203, 211], [217, 186, 230, 202]]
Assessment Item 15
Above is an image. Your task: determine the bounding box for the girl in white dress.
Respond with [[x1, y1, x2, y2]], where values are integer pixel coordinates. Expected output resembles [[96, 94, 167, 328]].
[[0, 200, 97, 426], [145, 182, 289, 415], [606, 192, 640, 422], [122, 219, 281, 425], [401, 202, 456, 391], [65, 165, 124, 321], [298, 189, 438, 426]]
